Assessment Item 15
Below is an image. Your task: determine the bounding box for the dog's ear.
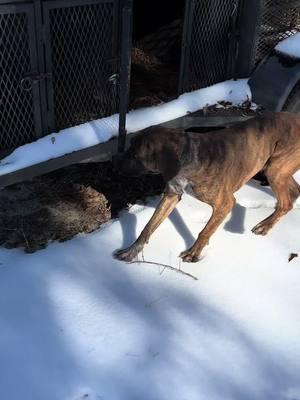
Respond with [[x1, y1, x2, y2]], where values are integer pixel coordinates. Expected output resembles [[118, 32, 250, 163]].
[[142, 140, 181, 181], [134, 127, 183, 181]]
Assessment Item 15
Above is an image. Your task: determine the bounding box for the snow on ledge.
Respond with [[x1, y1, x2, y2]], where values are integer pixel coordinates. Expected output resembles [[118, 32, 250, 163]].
[[275, 32, 300, 59], [0, 79, 250, 176]]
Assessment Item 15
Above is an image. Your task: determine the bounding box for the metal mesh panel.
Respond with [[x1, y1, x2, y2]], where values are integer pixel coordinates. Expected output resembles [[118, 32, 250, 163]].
[[255, 0, 300, 63], [183, 0, 237, 92], [48, 2, 117, 131], [0, 11, 36, 150]]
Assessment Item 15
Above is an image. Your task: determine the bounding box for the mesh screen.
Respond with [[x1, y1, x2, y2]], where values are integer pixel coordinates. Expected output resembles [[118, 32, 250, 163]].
[[48, 2, 117, 131], [0, 11, 36, 150], [255, 0, 300, 63], [183, 0, 237, 92]]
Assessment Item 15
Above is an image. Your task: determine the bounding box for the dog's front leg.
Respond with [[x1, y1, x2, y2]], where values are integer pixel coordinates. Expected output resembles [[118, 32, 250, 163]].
[[114, 192, 181, 262], [180, 195, 236, 263]]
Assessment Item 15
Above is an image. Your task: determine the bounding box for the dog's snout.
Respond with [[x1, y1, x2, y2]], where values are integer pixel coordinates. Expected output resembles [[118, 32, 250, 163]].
[[112, 153, 144, 177]]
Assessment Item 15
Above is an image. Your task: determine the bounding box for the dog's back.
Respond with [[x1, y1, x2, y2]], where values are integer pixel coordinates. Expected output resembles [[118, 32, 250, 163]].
[[179, 112, 300, 193]]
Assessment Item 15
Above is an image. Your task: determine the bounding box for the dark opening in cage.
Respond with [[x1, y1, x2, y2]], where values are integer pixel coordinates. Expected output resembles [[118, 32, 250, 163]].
[[129, 0, 185, 109]]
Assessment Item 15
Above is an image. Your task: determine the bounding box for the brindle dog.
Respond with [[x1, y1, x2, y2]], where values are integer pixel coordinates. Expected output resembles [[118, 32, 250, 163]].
[[114, 112, 300, 263]]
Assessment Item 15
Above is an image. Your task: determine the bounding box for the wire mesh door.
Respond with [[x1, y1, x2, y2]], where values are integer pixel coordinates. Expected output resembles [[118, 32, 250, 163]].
[[236, 0, 300, 76], [43, 0, 120, 133], [179, 0, 239, 93], [255, 0, 300, 64], [0, 4, 42, 152]]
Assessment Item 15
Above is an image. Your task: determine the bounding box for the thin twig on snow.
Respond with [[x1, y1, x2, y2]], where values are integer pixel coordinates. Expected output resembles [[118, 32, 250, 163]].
[[129, 260, 198, 281]]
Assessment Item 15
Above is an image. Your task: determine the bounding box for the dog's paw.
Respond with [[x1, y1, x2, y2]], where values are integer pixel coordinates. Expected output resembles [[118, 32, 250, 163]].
[[179, 249, 200, 263], [251, 223, 271, 236], [114, 245, 140, 262]]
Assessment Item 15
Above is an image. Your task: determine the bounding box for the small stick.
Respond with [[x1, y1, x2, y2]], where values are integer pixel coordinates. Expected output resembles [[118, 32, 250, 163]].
[[129, 260, 198, 281]]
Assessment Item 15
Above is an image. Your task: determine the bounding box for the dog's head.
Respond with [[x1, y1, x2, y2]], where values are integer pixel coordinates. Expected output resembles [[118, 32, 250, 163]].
[[115, 127, 183, 181]]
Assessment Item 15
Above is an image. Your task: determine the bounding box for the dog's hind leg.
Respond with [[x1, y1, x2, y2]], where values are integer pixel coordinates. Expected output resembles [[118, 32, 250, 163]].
[[252, 170, 300, 236], [114, 192, 181, 262], [180, 193, 236, 263]]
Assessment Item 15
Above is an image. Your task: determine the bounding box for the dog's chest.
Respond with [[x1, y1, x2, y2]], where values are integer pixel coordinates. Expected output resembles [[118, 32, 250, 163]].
[[168, 177, 195, 196]]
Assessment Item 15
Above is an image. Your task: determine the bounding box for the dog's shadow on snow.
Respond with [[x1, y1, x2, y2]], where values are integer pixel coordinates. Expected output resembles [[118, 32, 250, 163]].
[[168, 208, 196, 247], [119, 199, 245, 251], [119, 179, 277, 249], [119, 209, 139, 249], [224, 203, 247, 234], [225, 180, 275, 234], [119, 198, 195, 250]]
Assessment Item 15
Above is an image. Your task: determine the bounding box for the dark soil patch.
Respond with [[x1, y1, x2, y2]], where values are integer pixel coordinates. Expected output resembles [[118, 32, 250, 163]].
[[0, 162, 165, 253]]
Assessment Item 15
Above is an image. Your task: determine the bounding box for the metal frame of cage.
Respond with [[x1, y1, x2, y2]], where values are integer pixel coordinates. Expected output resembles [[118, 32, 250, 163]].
[[1, 0, 300, 188]]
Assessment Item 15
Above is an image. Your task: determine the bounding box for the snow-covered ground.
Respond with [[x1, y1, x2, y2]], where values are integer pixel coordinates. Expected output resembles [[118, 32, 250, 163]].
[[1, 67, 300, 399], [1, 175, 300, 400], [0, 79, 250, 176]]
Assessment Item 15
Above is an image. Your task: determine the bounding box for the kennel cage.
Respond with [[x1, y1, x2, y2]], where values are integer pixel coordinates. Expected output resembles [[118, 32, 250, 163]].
[[1, 0, 300, 188], [0, 0, 239, 156], [0, 0, 131, 155]]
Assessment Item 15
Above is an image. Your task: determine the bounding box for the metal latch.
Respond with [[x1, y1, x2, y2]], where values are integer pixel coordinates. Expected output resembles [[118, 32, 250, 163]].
[[20, 72, 52, 91]]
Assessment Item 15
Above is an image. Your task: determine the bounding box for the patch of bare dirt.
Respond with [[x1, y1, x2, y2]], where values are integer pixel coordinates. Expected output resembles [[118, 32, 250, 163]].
[[0, 162, 165, 253]]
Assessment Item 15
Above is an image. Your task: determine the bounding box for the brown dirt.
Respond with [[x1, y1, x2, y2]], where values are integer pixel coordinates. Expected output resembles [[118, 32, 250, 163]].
[[0, 162, 165, 253]]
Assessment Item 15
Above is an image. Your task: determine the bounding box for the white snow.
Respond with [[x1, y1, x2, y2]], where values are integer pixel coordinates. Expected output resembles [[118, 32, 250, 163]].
[[275, 32, 300, 59], [0, 79, 250, 176], [1, 73, 300, 399], [1, 173, 300, 400]]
